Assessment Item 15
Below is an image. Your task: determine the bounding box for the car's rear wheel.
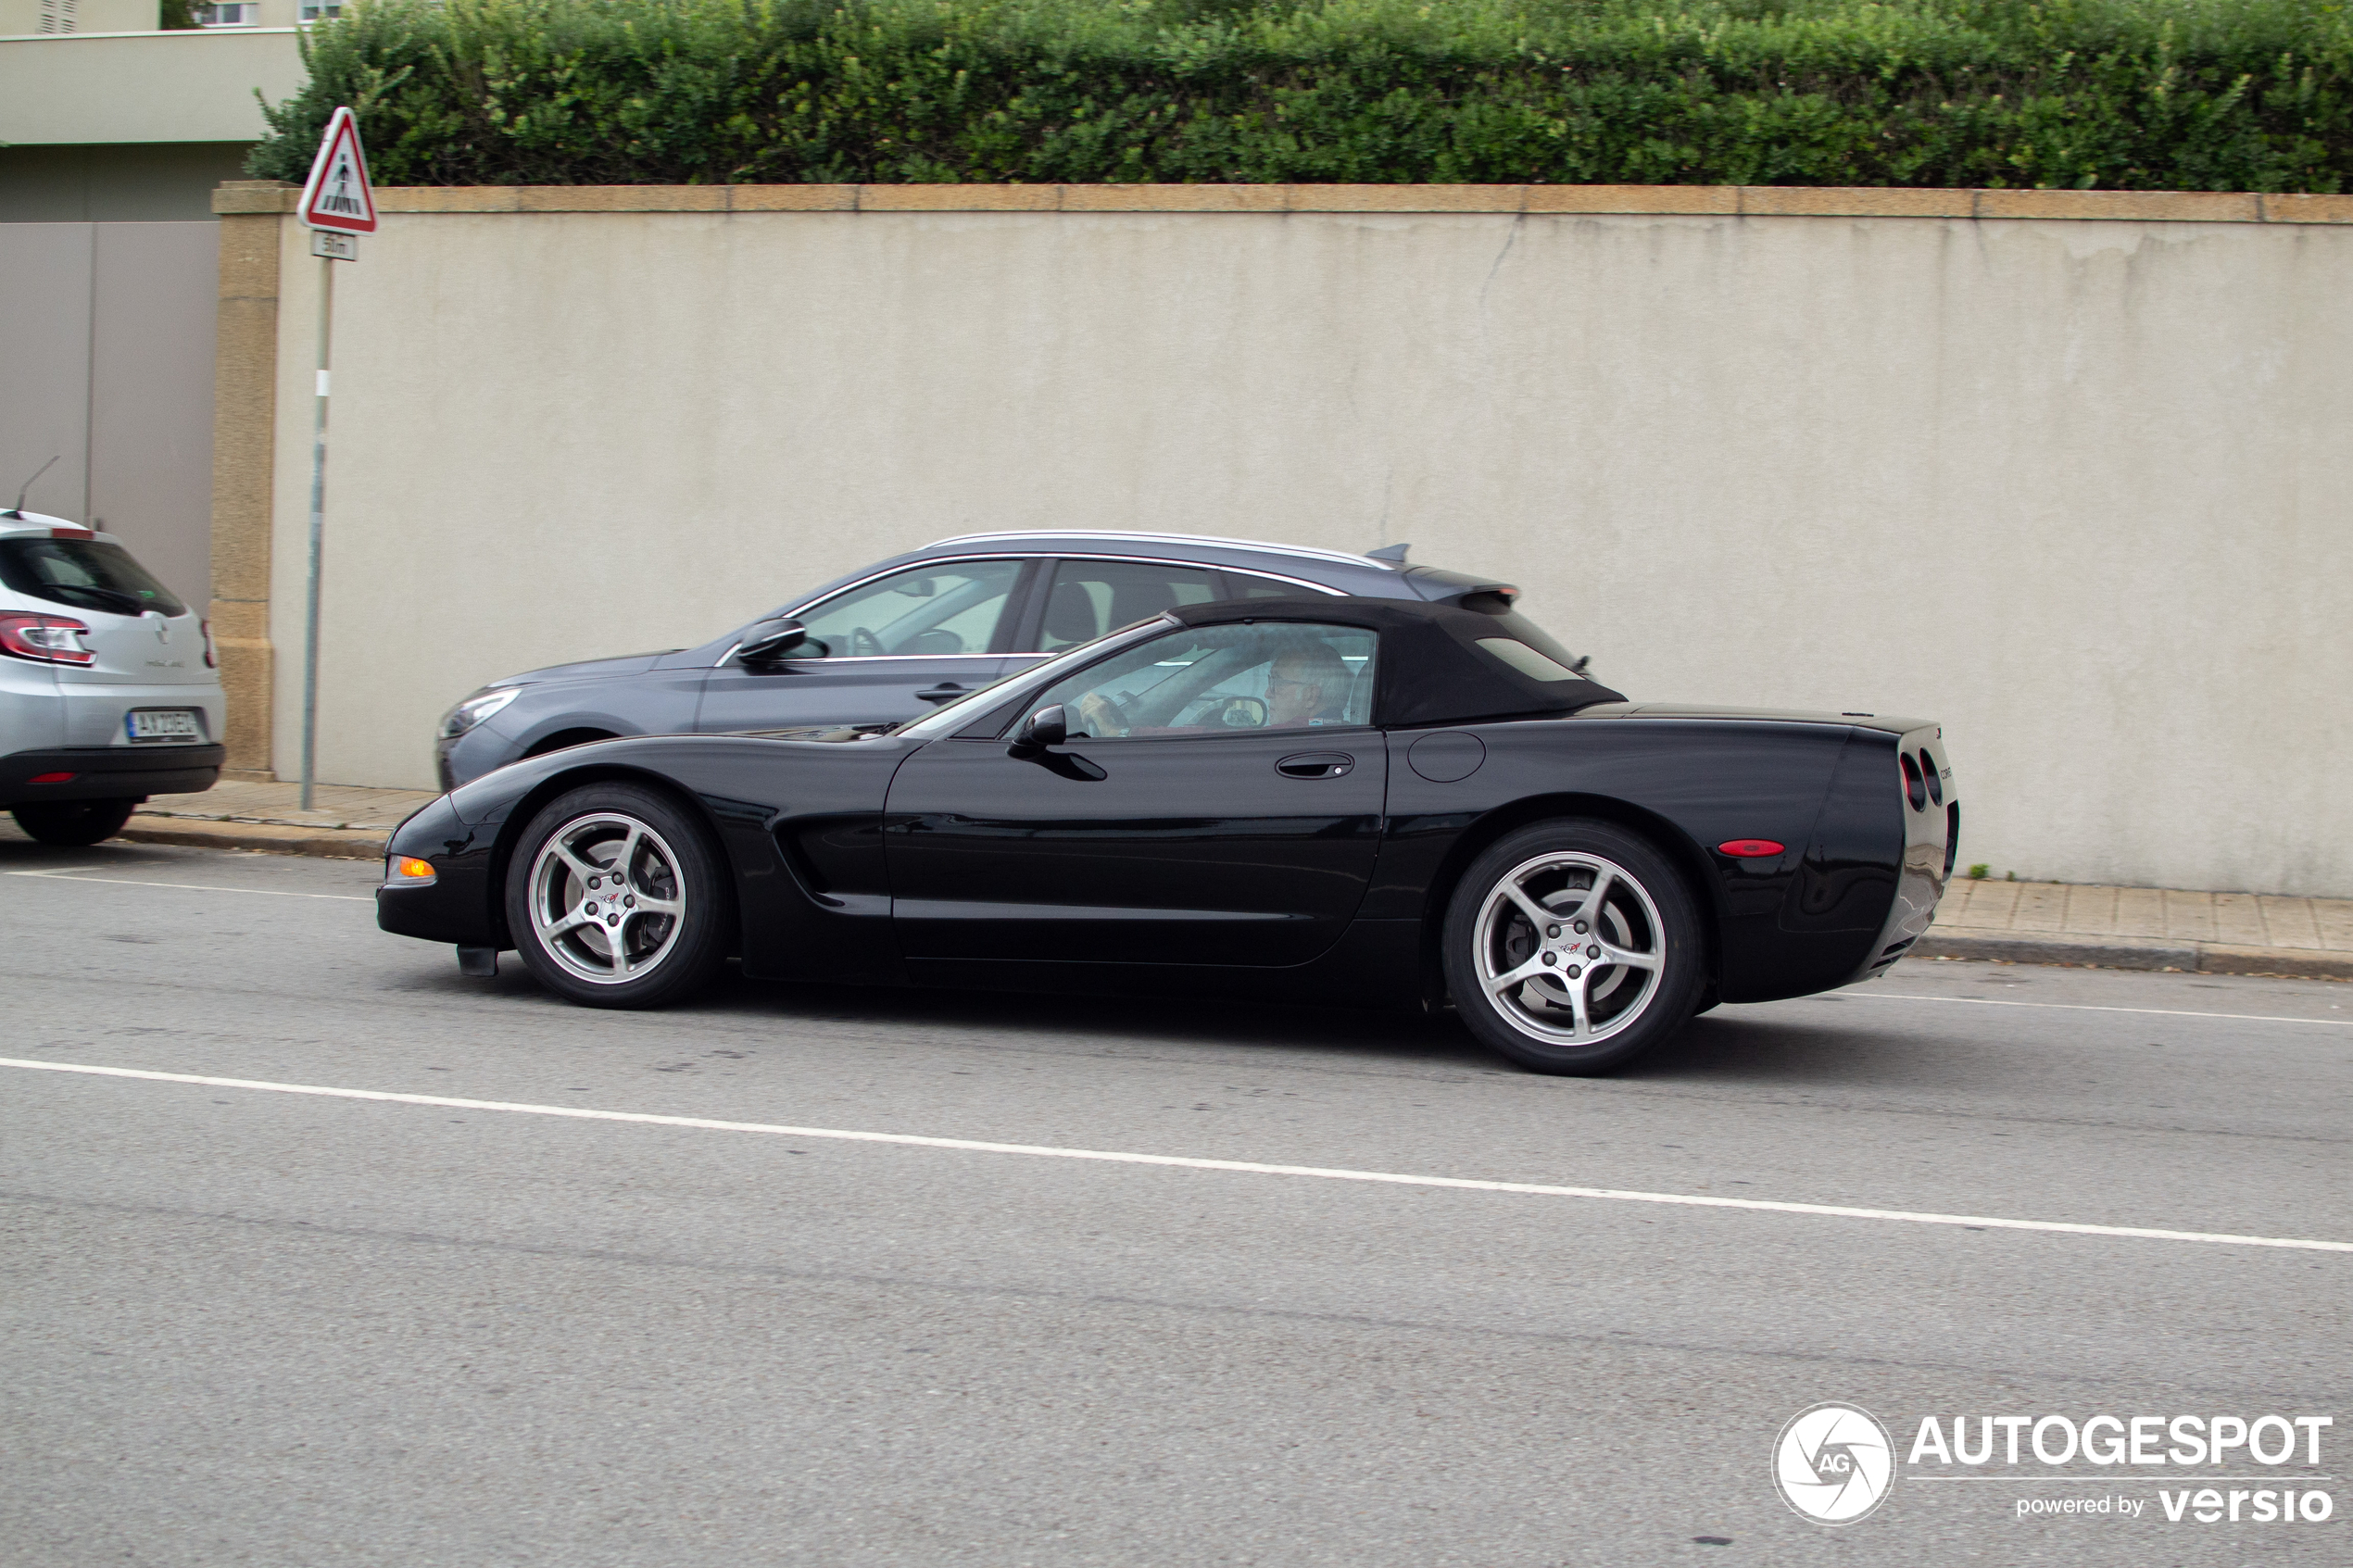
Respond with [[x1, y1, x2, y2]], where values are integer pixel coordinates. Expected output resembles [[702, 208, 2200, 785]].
[[1442, 820, 1705, 1074], [504, 784, 729, 1008], [11, 799, 139, 847]]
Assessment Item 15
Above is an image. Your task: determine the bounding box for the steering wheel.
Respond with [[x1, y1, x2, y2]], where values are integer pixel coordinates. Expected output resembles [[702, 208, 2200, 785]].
[[1076, 691, 1134, 737], [849, 626, 885, 658]]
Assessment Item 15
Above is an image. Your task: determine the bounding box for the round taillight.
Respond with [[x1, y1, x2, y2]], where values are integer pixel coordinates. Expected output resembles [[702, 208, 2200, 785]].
[[1900, 752, 1927, 811], [1919, 749, 1944, 807]]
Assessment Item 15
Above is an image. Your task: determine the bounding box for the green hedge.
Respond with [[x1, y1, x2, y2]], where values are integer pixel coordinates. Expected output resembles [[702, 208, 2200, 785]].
[[247, 0, 2353, 191]]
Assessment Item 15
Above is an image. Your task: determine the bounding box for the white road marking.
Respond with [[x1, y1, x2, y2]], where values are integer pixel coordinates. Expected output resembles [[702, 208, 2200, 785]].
[[3, 869, 372, 902], [1838, 990, 2353, 1029], [5, 1057, 2347, 1255]]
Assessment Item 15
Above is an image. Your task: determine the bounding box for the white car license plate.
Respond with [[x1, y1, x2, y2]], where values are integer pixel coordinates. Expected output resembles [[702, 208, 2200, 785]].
[[126, 709, 202, 743]]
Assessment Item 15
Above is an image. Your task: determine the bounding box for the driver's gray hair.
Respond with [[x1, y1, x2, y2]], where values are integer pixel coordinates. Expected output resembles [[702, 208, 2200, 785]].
[[1271, 637, 1351, 687]]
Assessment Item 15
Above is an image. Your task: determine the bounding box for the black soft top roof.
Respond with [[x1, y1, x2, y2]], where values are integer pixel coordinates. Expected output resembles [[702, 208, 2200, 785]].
[[1168, 596, 1624, 728]]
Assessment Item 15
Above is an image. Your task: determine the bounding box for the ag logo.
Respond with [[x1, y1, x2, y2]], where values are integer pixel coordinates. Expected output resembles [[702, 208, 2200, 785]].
[[1774, 1402, 1895, 1524]]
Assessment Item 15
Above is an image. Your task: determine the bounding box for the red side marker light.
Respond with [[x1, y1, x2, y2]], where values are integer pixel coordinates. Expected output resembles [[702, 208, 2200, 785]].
[[1718, 839, 1785, 858], [31, 771, 77, 784]]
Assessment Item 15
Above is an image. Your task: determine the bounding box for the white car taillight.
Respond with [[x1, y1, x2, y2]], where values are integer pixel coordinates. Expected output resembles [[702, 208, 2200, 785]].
[[0, 610, 94, 665], [201, 617, 218, 669]]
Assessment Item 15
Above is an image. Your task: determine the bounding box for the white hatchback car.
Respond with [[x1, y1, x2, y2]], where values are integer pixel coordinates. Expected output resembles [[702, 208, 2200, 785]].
[[2, 509, 224, 845]]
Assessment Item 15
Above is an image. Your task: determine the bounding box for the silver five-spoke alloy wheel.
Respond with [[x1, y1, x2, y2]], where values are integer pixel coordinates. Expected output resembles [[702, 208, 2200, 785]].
[[1472, 849, 1666, 1046], [524, 811, 688, 985]]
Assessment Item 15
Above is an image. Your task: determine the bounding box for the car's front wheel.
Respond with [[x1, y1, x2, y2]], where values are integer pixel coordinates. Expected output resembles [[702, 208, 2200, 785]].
[[1442, 820, 1706, 1074], [11, 799, 139, 847], [504, 784, 730, 1008]]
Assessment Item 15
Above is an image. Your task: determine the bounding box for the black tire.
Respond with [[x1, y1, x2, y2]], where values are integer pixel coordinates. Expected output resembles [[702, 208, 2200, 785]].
[[504, 783, 730, 1009], [11, 799, 139, 847], [1441, 819, 1706, 1075]]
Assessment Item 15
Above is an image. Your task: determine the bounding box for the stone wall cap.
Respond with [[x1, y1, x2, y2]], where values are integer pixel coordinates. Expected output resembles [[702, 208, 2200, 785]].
[[212, 180, 296, 215], [210, 181, 2353, 224]]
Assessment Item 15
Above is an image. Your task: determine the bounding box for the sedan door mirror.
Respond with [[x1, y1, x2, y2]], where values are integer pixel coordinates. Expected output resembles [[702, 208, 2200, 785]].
[[736, 617, 807, 664], [1016, 704, 1068, 748]]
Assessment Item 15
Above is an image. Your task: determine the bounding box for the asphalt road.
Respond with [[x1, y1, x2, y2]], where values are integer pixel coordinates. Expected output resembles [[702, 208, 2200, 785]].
[[2, 832, 2347, 1567]]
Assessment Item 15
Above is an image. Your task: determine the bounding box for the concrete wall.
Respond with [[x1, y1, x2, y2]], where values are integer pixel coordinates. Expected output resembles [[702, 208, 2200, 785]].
[[0, 0, 313, 27], [0, 0, 159, 33], [0, 220, 220, 608], [0, 27, 303, 143], [227, 184, 2353, 896], [2, 144, 256, 221]]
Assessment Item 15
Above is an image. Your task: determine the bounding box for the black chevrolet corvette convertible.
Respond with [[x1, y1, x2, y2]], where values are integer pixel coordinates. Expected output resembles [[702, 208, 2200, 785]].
[[379, 596, 1958, 1074]]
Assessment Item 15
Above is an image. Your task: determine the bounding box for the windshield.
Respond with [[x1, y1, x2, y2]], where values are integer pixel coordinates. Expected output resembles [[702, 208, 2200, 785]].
[[0, 537, 187, 618], [787, 559, 1021, 659], [894, 616, 1176, 739]]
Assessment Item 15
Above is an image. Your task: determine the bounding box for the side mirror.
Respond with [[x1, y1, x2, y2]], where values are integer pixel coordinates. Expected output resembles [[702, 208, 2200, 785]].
[[1017, 704, 1068, 748], [736, 617, 807, 664]]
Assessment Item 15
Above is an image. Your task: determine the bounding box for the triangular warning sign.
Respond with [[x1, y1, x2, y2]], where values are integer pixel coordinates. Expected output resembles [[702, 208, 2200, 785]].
[[298, 106, 378, 235]]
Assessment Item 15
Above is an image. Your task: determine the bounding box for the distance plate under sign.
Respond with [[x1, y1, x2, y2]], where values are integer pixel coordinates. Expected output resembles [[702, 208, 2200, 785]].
[[311, 231, 359, 261]]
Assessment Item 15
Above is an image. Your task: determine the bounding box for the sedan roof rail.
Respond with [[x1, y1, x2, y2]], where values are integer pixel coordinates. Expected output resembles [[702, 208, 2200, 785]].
[[925, 531, 1403, 571]]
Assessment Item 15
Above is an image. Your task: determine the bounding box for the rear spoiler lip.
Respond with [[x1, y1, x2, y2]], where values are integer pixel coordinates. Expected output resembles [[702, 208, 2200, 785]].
[[1573, 702, 1940, 738], [1399, 564, 1520, 610]]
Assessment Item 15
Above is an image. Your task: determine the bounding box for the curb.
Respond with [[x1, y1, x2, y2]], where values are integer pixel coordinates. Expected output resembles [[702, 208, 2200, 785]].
[[1916, 927, 2353, 982], [120, 816, 388, 860]]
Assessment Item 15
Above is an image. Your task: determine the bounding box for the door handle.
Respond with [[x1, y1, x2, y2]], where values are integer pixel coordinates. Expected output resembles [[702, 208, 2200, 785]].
[[914, 684, 972, 704], [1277, 752, 1354, 779]]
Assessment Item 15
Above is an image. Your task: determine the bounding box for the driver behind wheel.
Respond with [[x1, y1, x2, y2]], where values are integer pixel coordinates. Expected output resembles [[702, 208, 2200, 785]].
[[1075, 634, 1356, 737], [1265, 642, 1353, 729]]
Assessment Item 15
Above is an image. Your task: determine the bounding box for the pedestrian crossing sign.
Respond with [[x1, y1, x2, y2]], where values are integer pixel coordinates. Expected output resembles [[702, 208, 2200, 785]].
[[297, 107, 377, 235]]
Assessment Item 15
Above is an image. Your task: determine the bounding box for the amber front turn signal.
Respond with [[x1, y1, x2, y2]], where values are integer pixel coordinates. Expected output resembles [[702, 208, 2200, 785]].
[[388, 856, 437, 884]]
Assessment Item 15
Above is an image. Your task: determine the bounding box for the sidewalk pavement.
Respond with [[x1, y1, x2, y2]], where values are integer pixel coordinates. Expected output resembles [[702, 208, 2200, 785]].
[[117, 781, 2353, 981], [1914, 876, 2353, 980], [123, 777, 439, 859]]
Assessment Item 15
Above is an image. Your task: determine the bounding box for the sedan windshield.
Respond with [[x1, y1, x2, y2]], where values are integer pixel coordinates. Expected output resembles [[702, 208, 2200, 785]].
[[0, 537, 186, 618]]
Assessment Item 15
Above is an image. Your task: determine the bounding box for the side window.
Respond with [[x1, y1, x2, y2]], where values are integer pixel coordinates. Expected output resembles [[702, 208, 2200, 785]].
[[1036, 561, 1221, 653], [1032, 622, 1377, 739], [1225, 571, 1311, 601], [792, 560, 1021, 659]]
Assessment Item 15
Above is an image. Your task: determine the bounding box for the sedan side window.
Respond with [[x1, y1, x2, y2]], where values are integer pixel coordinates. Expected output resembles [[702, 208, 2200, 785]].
[[1224, 571, 1312, 601], [1036, 561, 1221, 653], [791, 560, 1021, 659], [1032, 622, 1376, 739]]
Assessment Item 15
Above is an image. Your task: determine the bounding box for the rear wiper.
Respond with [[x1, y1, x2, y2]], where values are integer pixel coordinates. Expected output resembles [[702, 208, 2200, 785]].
[[54, 584, 148, 615]]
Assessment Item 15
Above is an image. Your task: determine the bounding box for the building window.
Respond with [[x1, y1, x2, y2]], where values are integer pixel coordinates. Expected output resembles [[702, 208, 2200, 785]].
[[38, 0, 79, 34], [195, 2, 257, 23], [299, 1, 342, 18]]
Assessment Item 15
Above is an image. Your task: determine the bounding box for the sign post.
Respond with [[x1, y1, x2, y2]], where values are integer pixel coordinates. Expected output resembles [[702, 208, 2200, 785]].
[[293, 106, 377, 811]]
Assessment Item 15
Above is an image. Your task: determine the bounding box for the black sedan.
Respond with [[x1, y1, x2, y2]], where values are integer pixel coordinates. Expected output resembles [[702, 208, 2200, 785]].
[[380, 596, 1958, 1074]]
